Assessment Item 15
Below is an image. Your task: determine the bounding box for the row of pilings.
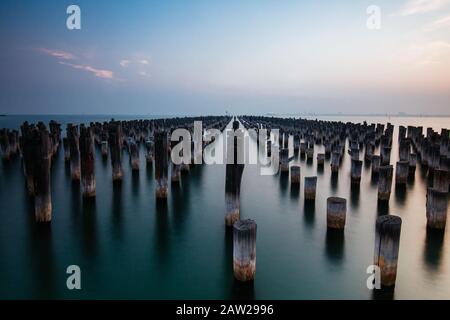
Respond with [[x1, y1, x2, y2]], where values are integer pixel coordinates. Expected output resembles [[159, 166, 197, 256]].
[[235, 115, 449, 288], [1, 115, 449, 291], [1, 116, 231, 223]]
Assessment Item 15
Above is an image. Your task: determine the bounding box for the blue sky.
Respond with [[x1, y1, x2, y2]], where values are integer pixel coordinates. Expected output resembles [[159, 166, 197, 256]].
[[1, 0, 450, 115]]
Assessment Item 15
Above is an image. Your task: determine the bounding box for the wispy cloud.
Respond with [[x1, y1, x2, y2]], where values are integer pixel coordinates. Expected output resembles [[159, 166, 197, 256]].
[[139, 59, 149, 65], [138, 71, 149, 77], [424, 14, 450, 30], [59, 61, 114, 79], [396, 0, 450, 16], [39, 48, 77, 60], [120, 59, 131, 67]]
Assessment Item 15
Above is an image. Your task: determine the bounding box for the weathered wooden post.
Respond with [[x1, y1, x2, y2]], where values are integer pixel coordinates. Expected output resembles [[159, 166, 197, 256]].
[[62, 137, 70, 162], [433, 169, 449, 193], [170, 138, 181, 183], [67, 124, 81, 181], [108, 121, 124, 182], [381, 147, 391, 165], [306, 145, 314, 161], [0, 129, 11, 160], [304, 176, 317, 200], [155, 130, 169, 199], [225, 121, 245, 226], [409, 153, 417, 175], [79, 125, 96, 197], [280, 148, 289, 173], [374, 215, 402, 287], [395, 161, 409, 185], [327, 197, 346, 229], [426, 188, 448, 229], [290, 165, 301, 185], [101, 132, 108, 158], [317, 153, 325, 167], [331, 151, 340, 173], [399, 139, 410, 162], [32, 127, 52, 222], [378, 165, 393, 201], [372, 155, 381, 174], [129, 139, 140, 171], [145, 140, 154, 164], [233, 219, 257, 282], [351, 159, 363, 184], [20, 123, 35, 196]]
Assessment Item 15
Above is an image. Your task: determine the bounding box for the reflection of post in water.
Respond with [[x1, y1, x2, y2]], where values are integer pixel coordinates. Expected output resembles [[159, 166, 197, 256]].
[[423, 228, 445, 271], [303, 200, 315, 226], [426, 188, 448, 230], [325, 228, 345, 262], [82, 197, 98, 259], [154, 130, 169, 199], [225, 121, 245, 227]]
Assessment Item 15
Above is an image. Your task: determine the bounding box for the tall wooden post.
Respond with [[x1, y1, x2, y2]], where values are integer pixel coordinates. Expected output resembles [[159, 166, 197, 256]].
[[327, 197, 346, 229], [374, 215, 402, 287], [154, 130, 169, 199], [79, 124, 96, 197], [378, 165, 393, 201], [108, 121, 124, 182], [225, 121, 245, 226], [233, 219, 257, 282], [426, 188, 448, 229], [67, 124, 81, 181]]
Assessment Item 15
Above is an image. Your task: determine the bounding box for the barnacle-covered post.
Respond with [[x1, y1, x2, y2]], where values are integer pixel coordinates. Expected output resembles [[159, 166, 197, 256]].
[[233, 219, 257, 282], [108, 121, 124, 182], [154, 130, 169, 198], [374, 215, 402, 287], [225, 121, 245, 226], [67, 124, 81, 181], [327, 197, 346, 229], [79, 124, 96, 197]]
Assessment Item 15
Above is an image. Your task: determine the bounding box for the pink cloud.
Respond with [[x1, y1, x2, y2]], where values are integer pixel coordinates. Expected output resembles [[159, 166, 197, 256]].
[[59, 62, 114, 79], [39, 48, 77, 60]]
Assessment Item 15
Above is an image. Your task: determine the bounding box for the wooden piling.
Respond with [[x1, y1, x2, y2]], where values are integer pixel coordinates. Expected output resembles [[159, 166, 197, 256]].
[[395, 161, 409, 185], [426, 188, 448, 229], [129, 139, 140, 171], [317, 153, 325, 166], [79, 125, 96, 197], [225, 121, 245, 226], [32, 127, 52, 222], [327, 197, 346, 229], [372, 155, 381, 174], [233, 219, 257, 282], [108, 121, 124, 182], [304, 176, 317, 200], [433, 169, 449, 193], [378, 165, 393, 201], [155, 130, 169, 198], [351, 159, 363, 184], [374, 215, 402, 287], [331, 151, 340, 173], [290, 165, 301, 185], [67, 124, 81, 181]]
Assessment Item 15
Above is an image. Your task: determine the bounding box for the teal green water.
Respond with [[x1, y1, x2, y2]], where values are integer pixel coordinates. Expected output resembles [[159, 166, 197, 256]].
[[0, 115, 449, 299]]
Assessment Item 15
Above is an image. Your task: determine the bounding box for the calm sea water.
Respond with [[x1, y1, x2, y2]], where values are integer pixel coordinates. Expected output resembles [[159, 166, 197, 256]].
[[0, 115, 449, 299]]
